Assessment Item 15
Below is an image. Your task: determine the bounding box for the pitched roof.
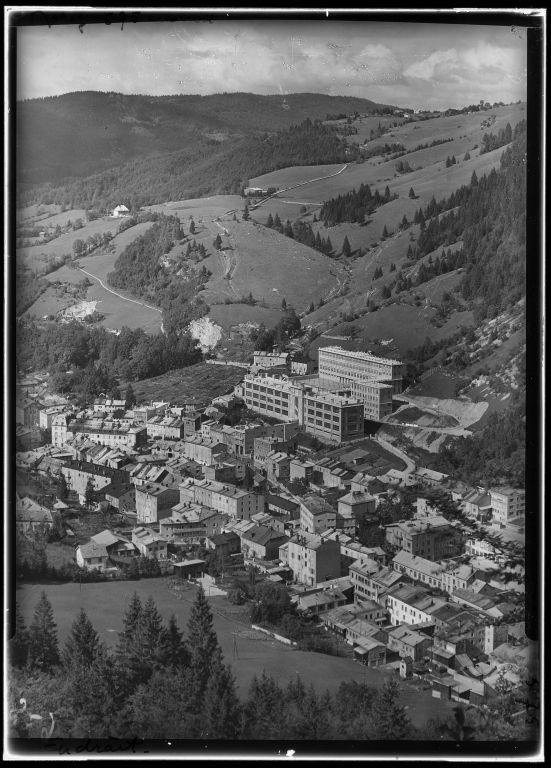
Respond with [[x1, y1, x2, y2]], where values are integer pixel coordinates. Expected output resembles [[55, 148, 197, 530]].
[[78, 541, 108, 559]]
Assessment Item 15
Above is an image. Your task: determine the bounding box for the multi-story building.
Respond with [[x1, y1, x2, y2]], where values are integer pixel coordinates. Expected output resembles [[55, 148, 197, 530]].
[[65, 418, 147, 449], [285, 532, 341, 586], [92, 398, 127, 414], [338, 490, 377, 524], [317, 345, 401, 417], [159, 502, 227, 544], [132, 402, 168, 425], [182, 436, 227, 466], [146, 415, 185, 441], [252, 351, 289, 371], [62, 460, 130, 505], [300, 495, 337, 534], [384, 516, 464, 561], [178, 477, 264, 520], [386, 625, 433, 661], [131, 527, 169, 559], [392, 550, 446, 589], [465, 537, 504, 561], [135, 483, 180, 525], [240, 524, 288, 561], [349, 561, 407, 605], [386, 584, 448, 627], [238, 373, 364, 444], [211, 422, 267, 457], [39, 405, 68, 430], [490, 487, 525, 524]]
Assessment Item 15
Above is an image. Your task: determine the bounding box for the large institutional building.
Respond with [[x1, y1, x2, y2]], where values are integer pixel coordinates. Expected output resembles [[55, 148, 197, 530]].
[[317, 346, 402, 419], [237, 373, 364, 444]]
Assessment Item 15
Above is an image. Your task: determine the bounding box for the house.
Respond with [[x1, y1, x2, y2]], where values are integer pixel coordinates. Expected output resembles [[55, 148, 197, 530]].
[[179, 477, 264, 521], [386, 584, 448, 626], [240, 524, 288, 561], [289, 458, 315, 483], [265, 493, 300, 520], [264, 451, 291, 483], [295, 587, 348, 616], [387, 625, 433, 661], [349, 560, 407, 605], [462, 489, 493, 520], [322, 530, 386, 567], [205, 531, 241, 558], [337, 490, 376, 526], [113, 204, 130, 217], [16, 497, 55, 533], [131, 527, 169, 559], [392, 550, 446, 589], [384, 516, 464, 561], [465, 537, 504, 561], [490, 487, 525, 524], [285, 532, 341, 587], [322, 601, 387, 637], [146, 415, 185, 441], [62, 460, 130, 505], [76, 541, 109, 571], [411, 467, 449, 486], [441, 564, 477, 595], [299, 495, 337, 534], [353, 636, 387, 667], [135, 483, 180, 525], [90, 529, 137, 561], [160, 503, 227, 544], [66, 418, 147, 449], [182, 436, 227, 466], [102, 481, 136, 513]]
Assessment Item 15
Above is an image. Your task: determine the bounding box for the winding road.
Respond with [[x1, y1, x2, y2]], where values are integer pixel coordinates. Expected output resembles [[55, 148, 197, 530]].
[[250, 163, 350, 209], [78, 266, 163, 316]]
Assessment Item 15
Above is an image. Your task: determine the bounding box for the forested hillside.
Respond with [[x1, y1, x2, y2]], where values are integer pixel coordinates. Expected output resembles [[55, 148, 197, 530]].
[[17, 91, 391, 184], [19, 119, 348, 211], [405, 121, 526, 321]]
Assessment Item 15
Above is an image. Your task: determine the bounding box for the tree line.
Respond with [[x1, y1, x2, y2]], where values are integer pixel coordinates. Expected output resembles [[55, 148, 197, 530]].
[[16, 319, 202, 397], [8, 586, 534, 741], [319, 183, 397, 226]]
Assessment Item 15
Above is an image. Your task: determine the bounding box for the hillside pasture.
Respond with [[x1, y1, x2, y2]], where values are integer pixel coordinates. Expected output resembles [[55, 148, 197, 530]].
[[146, 194, 243, 222], [131, 361, 246, 405], [17, 216, 122, 274], [208, 303, 283, 332], [249, 163, 346, 192]]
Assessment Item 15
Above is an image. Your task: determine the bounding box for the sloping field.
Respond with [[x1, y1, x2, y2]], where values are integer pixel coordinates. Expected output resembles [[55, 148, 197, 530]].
[[17, 216, 121, 273], [25, 208, 88, 230], [131, 361, 246, 405], [146, 194, 243, 221], [208, 303, 283, 332], [310, 302, 472, 357]]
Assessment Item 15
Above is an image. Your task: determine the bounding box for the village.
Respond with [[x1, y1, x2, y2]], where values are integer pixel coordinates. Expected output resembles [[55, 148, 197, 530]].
[[15, 342, 530, 716]]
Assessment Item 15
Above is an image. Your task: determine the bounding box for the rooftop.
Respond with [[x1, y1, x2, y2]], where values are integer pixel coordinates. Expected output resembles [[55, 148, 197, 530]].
[[319, 345, 402, 366]]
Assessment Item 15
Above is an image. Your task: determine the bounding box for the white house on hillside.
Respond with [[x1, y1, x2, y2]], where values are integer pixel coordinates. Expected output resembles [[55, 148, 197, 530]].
[[112, 204, 130, 218]]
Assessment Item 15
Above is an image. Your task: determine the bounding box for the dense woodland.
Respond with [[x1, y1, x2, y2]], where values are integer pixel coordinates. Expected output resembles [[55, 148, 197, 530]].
[[8, 587, 535, 742], [406, 121, 526, 321], [107, 214, 210, 335], [19, 120, 348, 212], [319, 183, 397, 225], [16, 320, 202, 396]]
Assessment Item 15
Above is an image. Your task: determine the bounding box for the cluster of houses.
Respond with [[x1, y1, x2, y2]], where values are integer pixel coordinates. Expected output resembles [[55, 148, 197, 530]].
[[16, 345, 528, 709]]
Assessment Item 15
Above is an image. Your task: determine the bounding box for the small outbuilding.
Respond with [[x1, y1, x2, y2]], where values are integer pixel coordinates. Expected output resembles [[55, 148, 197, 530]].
[[173, 559, 206, 580]]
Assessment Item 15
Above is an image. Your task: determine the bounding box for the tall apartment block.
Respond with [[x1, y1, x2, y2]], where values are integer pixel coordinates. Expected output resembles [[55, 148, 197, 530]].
[[317, 346, 402, 419], [238, 373, 364, 445]]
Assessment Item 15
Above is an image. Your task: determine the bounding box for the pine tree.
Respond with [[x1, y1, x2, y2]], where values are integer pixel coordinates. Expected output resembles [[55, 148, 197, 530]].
[[57, 473, 69, 501], [342, 236, 352, 257], [284, 220, 294, 238], [189, 219, 196, 234], [384, 185, 391, 201], [451, 155, 456, 164], [445, 156, 452, 168], [213, 233, 222, 250], [464, 151, 471, 161], [84, 478, 96, 508], [242, 672, 285, 739], [202, 648, 241, 739], [382, 225, 389, 240], [273, 212, 282, 230], [187, 586, 220, 699], [27, 591, 60, 671], [326, 236, 333, 254], [63, 607, 101, 668], [266, 212, 274, 228], [409, 187, 416, 199], [471, 170, 479, 186], [125, 383, 136, 409], [308, 302, 315, 313], [117, 592, 142, 660], [135, 595, 170, 671], [281, 298, 287, 310], [165, 614, 189, 668], [369, 679, 411, 739]]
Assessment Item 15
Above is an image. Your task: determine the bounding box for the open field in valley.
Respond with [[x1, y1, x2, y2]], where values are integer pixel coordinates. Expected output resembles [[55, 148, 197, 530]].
[[16, 579, 456, 726]]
